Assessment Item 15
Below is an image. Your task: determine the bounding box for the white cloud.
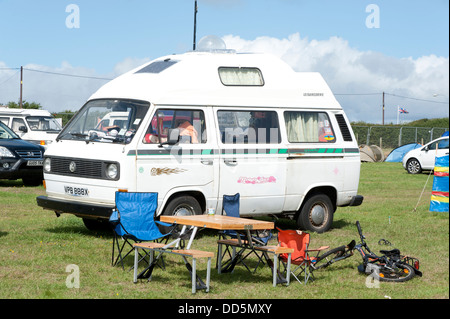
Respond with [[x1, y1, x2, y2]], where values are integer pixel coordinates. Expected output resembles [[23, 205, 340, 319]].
[[1, 33, 448, 123], [223, 33, 449, 123]]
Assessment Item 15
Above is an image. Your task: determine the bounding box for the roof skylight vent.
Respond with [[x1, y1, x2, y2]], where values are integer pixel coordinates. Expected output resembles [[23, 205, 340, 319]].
[[196, 35, 235, 53]]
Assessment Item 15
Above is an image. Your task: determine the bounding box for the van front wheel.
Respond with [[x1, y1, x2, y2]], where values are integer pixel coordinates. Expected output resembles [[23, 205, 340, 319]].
[[161, 195, 202, 235], [162, 195, 202, 217], [297, 194, 333, 233]]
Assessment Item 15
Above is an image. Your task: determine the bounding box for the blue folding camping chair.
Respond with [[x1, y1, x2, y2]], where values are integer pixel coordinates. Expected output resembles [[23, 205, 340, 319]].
[[217, 193, 273, 273], [109, 192, 174, 269]]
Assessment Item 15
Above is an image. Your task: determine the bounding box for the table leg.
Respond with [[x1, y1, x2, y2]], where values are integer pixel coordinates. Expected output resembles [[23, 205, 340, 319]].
[[186, 226, 198, 250], [273, 254, 278, 287], [217, 243, 222, 274], [206, 257, 211, 292], [286, 252, 291, 286], [133, 246, 139, 283], [192, 258, 197, 294]]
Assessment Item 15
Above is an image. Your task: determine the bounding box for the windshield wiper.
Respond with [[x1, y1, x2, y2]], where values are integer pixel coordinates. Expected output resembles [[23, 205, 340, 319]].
[[56, 132, 88, 141]]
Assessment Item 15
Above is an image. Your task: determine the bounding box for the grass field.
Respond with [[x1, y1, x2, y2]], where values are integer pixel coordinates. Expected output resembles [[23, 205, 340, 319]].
[[0, 162, 448, 300]]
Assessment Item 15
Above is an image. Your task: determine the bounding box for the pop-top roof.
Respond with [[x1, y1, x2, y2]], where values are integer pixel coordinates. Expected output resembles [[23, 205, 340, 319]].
[[89, 51, 341, 110]]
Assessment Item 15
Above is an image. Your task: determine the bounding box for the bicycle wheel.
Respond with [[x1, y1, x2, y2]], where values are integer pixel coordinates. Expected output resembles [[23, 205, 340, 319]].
[[312, 245, 346, 270], [371, 263, 416, 282]]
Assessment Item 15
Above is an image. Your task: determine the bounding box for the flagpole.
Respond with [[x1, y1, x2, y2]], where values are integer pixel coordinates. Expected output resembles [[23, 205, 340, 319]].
[[397, 106, 399, 125], [193, 0, 198, 50]]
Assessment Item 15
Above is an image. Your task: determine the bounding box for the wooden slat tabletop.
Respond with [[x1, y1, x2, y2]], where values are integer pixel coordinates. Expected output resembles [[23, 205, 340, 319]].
[[160, 214, 274, 230]]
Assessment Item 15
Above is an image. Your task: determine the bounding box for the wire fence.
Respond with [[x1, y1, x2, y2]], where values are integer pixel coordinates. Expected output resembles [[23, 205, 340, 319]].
[[353, 125, 449, 149]]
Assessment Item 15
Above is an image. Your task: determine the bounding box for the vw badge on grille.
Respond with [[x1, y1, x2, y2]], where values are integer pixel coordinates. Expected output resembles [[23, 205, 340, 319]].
[[69, 161, 77, 173]]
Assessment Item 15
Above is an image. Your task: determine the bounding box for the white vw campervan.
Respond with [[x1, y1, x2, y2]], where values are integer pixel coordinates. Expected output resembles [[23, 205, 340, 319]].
[[36, 50, 363, 233], [0, 108, 62, 149]]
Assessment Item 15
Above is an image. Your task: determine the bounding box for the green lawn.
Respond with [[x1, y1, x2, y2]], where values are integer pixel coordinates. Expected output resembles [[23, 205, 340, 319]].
[[0, 162, 448, 299]]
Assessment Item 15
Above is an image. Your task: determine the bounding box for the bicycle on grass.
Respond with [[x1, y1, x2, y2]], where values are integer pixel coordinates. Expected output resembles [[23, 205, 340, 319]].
[[353, 220, 422, 282]]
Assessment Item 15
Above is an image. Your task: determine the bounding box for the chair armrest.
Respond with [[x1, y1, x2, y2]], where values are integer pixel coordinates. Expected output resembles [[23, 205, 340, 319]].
[[155, 220, 173, 227]]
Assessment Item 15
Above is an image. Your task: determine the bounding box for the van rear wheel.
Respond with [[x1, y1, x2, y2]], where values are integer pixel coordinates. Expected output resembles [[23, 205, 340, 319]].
[[297, 194, 333, 233]]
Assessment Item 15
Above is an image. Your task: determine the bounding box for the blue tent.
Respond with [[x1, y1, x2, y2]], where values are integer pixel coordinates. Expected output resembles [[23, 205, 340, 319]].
[[442, 131, 449, 137], [385, 143, 422, 162]]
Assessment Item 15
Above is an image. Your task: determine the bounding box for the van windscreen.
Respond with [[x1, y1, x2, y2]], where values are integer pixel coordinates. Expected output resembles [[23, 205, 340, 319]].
[[58, 99, 150, 144]]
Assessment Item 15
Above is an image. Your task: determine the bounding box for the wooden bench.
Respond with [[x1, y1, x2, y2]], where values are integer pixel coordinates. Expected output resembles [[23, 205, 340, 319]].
[[217, 239, 294, 287], [133, 243, 214, 294]]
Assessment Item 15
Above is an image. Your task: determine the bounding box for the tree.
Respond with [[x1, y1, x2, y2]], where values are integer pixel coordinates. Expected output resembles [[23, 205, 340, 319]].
[[6, 101, 42, 109]]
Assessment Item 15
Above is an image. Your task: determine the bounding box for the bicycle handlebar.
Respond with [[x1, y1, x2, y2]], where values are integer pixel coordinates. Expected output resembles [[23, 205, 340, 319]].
[[356, 221, 364, 241]]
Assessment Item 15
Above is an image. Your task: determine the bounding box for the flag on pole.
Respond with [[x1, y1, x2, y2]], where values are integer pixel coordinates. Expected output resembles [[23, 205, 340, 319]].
[[399, 107, 409, 114]]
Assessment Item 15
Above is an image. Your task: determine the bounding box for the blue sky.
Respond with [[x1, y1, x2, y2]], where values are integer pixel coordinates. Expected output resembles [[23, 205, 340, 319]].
[[0, 0, 448, 123]]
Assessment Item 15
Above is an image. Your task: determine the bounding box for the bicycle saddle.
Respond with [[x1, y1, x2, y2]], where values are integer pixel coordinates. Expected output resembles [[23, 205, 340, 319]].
[[379, 248, 400, 256]]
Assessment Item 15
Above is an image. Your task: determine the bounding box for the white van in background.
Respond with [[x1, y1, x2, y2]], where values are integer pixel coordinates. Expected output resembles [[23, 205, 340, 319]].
[[0, 108, 62, 149], [36, 50, 363, 233]]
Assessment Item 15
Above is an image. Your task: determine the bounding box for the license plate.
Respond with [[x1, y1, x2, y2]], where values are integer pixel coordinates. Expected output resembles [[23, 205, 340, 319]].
[[64, 186, 90, 197], [27, 160, 43, 166]]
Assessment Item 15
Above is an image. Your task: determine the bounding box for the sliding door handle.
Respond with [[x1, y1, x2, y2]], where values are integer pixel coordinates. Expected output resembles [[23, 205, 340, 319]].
[[224, 159, 238, 166]]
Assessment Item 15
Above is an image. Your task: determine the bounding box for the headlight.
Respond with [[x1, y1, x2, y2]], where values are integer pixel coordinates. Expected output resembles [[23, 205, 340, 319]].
[[43, 158, 51, 172], [0, 147, 15, 158], [106, 163, 118, 179]]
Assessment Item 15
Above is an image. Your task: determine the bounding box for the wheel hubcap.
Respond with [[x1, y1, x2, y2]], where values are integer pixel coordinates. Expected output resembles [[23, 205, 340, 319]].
[[174, 205, 193, 216], [408, 161, 420, 173], [310, 204, 327, 226]]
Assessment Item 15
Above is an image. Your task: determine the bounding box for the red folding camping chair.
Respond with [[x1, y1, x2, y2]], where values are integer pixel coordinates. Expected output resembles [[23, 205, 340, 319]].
[[277, 227, 329, 284]]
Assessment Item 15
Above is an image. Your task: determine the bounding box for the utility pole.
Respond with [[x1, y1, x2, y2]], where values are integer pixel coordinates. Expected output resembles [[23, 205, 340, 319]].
[[19, 66, 23, 109], [382, 91, 385, 125], [193, 0, 198, 50]]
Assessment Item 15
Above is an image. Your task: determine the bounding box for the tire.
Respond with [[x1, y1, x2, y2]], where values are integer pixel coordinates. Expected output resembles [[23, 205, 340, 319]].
[[83, 218, 111, 231], [162, 195, 202, 217], [369, 263, 416, 282], [406, 158, 422, 174], [160, 195, 202, 234], [22, 176, 42, 186], [297, 194, 334, 233], [312, 245, 346, 270]]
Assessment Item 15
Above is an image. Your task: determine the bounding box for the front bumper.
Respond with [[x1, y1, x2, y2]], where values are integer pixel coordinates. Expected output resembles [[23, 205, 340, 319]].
[[0, 158, 43, 180], [36, 195, 114, 219]]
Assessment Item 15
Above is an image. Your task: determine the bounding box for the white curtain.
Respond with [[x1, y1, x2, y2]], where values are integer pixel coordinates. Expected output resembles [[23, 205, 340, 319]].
[[285, 112, 319, 142], [219, 68, 263, 86]]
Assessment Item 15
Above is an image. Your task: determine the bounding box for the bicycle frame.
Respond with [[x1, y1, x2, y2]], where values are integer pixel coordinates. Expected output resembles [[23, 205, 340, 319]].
[[354, 221, 422, 278]]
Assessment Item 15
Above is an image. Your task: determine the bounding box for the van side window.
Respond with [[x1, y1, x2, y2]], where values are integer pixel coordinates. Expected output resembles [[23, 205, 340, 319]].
[[217, 110, 281, 144], [143, 109, 207, 144], [284, 111, 336, 143], [12, 118, 26, 132], [0, 117, 8, 126]]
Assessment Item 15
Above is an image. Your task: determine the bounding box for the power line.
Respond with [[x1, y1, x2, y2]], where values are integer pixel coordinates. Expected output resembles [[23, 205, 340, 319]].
[[384, 92, 449, 104], [23, 68, 113, 81], [0, 69, 20, 86], [335, 91, 449, 104]]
